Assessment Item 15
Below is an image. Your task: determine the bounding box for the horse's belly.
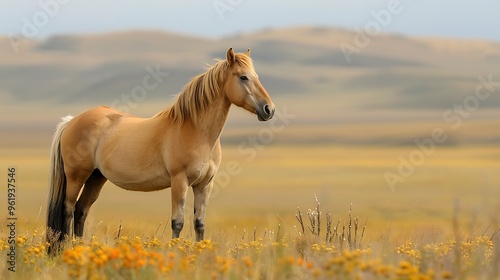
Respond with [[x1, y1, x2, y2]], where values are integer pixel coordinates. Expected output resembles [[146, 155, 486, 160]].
[[112, 177, 171, 192], [103, 168, 171, 192]]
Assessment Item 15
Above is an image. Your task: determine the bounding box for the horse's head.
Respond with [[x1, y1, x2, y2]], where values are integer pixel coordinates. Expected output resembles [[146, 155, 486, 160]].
[[224, 48, 275, 121]]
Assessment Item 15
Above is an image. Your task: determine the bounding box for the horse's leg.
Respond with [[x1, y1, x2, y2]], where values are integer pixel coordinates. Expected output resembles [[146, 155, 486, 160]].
[[74, 169, 107, 237], [192, 180, 214, 241], [171, 174, 189, 239], [64, 170, 91, 241]]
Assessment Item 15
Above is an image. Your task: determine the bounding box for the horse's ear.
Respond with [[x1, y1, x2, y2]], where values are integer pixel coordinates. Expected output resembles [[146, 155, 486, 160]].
[[245, 48, 251, 57], [226, 48, 235, 65]]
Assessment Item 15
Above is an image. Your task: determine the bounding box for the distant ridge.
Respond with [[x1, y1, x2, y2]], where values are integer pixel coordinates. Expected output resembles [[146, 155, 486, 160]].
[[0, 26, 498, 110]]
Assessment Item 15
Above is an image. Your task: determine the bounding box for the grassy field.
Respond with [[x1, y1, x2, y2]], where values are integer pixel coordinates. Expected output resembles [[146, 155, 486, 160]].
[[1, 144, 499, 278]]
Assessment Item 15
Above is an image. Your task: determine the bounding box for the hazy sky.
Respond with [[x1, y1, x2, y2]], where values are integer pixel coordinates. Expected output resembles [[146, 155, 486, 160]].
[[3, 0, 500, 41]]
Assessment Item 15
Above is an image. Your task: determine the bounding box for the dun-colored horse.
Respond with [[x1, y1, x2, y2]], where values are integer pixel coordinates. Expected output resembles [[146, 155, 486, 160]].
[[46, 48, 275, 252]]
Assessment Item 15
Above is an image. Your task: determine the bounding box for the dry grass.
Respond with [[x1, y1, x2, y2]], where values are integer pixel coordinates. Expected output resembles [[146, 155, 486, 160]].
[[1, 197, 498, 279]]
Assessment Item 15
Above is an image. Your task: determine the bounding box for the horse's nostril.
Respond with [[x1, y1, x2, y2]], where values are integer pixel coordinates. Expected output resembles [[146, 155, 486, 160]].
[[263, 105, 271, 116]]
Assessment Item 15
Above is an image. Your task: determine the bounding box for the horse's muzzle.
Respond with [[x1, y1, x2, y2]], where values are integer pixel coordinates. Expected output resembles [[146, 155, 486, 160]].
[[257, 104, 275, 121]]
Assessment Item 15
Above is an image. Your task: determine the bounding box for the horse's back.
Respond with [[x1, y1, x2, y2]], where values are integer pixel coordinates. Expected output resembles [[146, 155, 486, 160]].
[[62, 106, 126, 142]]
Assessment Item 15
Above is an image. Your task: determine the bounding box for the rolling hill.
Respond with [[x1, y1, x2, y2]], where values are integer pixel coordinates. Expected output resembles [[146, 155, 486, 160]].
[[1, 26, 499, 146]]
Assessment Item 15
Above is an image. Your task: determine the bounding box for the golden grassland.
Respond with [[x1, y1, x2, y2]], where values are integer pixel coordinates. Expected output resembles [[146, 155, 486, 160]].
[[1, 144, 499, 278], [1, 203, 499, 279]]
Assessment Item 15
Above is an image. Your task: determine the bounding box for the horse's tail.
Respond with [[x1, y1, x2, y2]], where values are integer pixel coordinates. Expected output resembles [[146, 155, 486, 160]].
[[46, 115, 73, 254]]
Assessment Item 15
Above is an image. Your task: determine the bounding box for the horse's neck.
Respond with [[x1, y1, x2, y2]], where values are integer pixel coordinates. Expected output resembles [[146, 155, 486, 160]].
[[195, 96, 231, 145]]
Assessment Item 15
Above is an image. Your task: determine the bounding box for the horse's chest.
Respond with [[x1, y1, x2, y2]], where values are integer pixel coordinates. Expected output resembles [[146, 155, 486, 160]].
[[186, 161, 213, 186]]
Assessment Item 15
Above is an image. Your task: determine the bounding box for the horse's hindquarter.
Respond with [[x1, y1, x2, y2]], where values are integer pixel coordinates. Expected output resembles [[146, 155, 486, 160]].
[[61, 106, 120, 177], [95, 112, 171, 191]]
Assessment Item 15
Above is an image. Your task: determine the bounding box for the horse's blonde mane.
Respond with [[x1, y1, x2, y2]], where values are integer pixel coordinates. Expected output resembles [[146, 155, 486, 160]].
[[163, 54, 253, 123]]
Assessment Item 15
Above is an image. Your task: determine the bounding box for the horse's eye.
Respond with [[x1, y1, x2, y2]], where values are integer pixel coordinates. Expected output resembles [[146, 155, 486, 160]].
[[240, 76, 248, 81]]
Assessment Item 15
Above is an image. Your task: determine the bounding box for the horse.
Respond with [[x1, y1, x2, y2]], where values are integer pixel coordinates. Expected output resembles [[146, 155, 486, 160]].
[[46, 48, 275, 252]]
